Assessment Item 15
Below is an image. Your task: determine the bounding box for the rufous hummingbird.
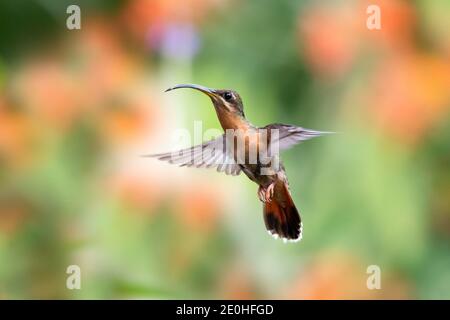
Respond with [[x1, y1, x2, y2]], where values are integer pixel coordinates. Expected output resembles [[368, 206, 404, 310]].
[[149, 84, 332, 242]]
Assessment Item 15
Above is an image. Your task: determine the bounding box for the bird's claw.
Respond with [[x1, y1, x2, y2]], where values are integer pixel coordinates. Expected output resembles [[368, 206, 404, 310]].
[[258, 186, 266, 203], [258, 183, 275, 203], [266, 183, 275, 202]]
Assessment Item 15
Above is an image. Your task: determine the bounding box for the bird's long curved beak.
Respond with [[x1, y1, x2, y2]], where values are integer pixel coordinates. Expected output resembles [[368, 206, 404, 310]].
[[165, 84, 218, 99]]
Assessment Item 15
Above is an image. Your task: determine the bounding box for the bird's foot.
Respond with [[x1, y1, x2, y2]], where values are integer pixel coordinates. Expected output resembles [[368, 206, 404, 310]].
[[258, 183, 275, 203], [258, 185, 267, 202], [266, 183, 275, 202]]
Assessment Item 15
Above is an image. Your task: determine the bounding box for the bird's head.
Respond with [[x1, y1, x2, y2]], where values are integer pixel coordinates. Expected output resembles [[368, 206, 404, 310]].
[[165, 84, 245, 118]]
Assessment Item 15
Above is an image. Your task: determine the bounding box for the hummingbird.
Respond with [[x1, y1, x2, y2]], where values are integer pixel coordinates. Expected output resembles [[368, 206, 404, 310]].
[[149, 84, 331, 243]]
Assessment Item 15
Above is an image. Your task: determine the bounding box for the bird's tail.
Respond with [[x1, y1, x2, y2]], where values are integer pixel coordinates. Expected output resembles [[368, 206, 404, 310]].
[[263, 183, 302, 242]]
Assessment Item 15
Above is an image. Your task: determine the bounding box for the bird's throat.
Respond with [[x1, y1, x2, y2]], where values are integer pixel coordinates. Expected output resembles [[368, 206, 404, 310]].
[[215, 108, 251, 131]]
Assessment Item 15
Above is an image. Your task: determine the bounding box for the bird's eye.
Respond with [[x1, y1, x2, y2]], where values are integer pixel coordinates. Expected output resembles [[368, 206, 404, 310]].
[[223, 92, 233, 101]]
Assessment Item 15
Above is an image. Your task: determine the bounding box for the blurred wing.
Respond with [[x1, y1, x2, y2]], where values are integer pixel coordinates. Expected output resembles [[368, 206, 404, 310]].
[[264, 123, 333, 152], [144, 135, 242, 176]]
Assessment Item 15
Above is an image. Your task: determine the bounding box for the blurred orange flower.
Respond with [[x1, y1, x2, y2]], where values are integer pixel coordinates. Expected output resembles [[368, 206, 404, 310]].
[[218, 264, 257, 300], [368, 53, 450, 145], [14, 58, 81, 130], [0, 199, 30, 236], [298, 0, 416, 77], [107, 170, 163, 213], [99, 100, 153, 148], [0, 104, 33, 168], [69, 20, 139, 108], [359, 0, 416, 51], [122, 0, 217, 47], [12, 20, 140, 133], [175, 184, 223, 232], [298, 3, 359, 77], [286, 251, 411, 299]]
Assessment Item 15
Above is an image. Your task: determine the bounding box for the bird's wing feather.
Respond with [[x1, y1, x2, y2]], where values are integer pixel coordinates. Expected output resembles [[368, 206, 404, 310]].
[[144, 134, 242, 176], [263, 123, 333, 152]]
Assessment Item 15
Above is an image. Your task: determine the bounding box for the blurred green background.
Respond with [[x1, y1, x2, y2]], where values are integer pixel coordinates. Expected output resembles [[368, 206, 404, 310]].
[[0, 0, 449, 299]]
